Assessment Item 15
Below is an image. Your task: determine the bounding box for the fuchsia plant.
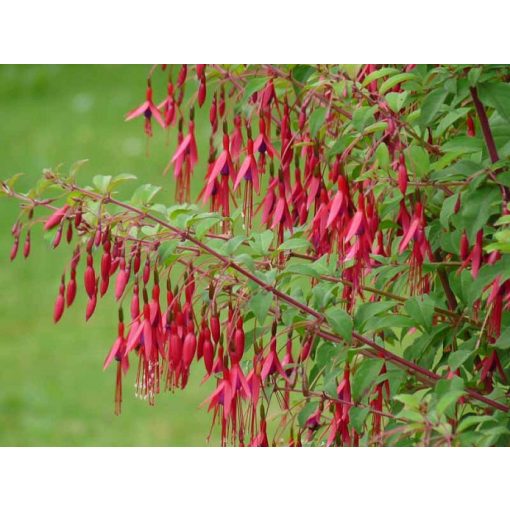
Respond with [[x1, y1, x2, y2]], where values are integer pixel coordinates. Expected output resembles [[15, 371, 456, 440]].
[[3, 64, 510, 446]]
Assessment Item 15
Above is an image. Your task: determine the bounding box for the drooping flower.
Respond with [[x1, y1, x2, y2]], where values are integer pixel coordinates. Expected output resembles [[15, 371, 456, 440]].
[[125, 81, 165, 136]]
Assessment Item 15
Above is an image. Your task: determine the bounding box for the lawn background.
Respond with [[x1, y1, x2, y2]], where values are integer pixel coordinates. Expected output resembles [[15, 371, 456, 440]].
[[0, 64, 217, 445]]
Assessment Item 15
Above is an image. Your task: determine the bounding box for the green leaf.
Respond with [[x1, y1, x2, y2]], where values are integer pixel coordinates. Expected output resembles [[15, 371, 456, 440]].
[[92, 175, 112, 194], [325, 307, 353, 341], [249, 230, 273, 255], [278, 237, 311, 251], [440, 193, 459, 228], [298, 402, 318, 428], [131, 184, 161, 206], [406, 145, 430, 177], [379, 73, 416, 95], [457, 187, 499, 242], [350, 407, 370, 434], [241, 77, 267, 104], [158, 240, 179, 265], [354, 301, 398, 331], [328, 134, 356, 157], [292, 65, 315, 84], [419, 88, 448, 128], [352, 359, 384, 402], [110, 173, 137, 191], [442, 136, 483, 154], [309, 107, 327, 137], [496, 326, 510, 350], [285, 263, 320, 278], [375, 142, 390, 169], [448, 349, 472, 370], [495, 215, 510, 226], [248, 291, 273, 325], [361, 67, 399, 87], [437, 390, 464, 416], [404, 295, 435, 332], [220, 235, 246, 256], [386, 91, 409, 113], [352, 106, 377, 132], [478, 82, 510, 123], [195, 216, 222, 239]]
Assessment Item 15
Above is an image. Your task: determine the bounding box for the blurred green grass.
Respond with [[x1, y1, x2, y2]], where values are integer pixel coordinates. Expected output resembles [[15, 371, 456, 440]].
[[0, 64, 217, 445]]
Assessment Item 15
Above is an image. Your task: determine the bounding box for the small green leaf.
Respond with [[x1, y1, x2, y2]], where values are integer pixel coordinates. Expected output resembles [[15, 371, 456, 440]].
[[279, 237, 311, 251], [379, 73, 416, 95], [92, 175, 112, 194], [440, 193, 459, 228], [298, 402, 318, 428], [419, 88, 448, 128], [325, 307, 353, 341], [309, 107, 327, 138], [404, 295, 435, 332], [248, 291, 273, 325], [285, 263, 320, 278], [220, 235, 246, 256], [110, 173, 137, 191], [354, 301, 398, 331], [386, 91, 409, 113], [241, 77, 267, 104], [478, 82, 510, 123], [249, 230, 273, 255], [350, 407, 370, 434], [448, 349, 472, 370], [131, 184, 161, 206], [361, 67, 399, 87], [496, 326, 510, 350], [352, 359, 384, 402]]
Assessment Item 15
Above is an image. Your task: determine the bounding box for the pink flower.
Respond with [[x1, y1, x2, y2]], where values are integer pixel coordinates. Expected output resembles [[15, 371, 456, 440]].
[[125, 82, 165, 136]]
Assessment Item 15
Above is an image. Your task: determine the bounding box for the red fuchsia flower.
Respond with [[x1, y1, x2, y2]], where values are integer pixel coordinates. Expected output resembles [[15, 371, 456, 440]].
[[466, 114, 476, 137], [168, 115, 199, 203], [253, 117, 277, 174], [397, 153, 408, 196], [250, 405, 269, 447], [304, 403, 323, 442], [204, 360, 251, 446], [9, 222, 20, 261], [210, 93, 220, 134], [230, 114, 243, 162], [52, 223, 64, 249], [477, 351, 507, 393], [84, 254, 96, 299], [176, 64, 187, 88], [460, 230, 470, 261], [66, 268, 77, 307], [197, 75, 207, 107], [370, 362, 390, 441], [114, 257, 129, 300], [196, 64, 206, 80], [326, 174, 350, 229], [398, 201, 432, 293], [327, 365, 353, 446], [23, 231, 31, 258], [157, 81, 176, 128], [85, 292, 97, 322], [54, 276, 66, 323], [305, 161, 322, 212], [103, 309, 130, 415], [261, 335, 290, 383], [44, 204, 70, 231], [125, 81, 165, 136], [280, 99, 294, 169], [460, 229, 483, 278], [234, 132, 260, 231], [201, 128, 235, 219]]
